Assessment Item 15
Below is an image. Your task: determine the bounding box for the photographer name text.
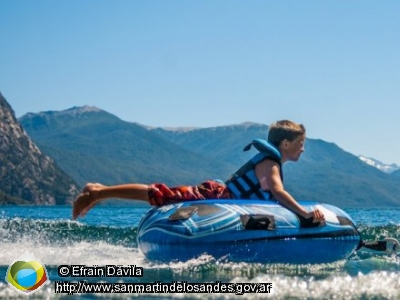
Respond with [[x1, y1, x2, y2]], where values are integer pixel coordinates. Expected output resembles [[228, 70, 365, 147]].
[[58, 265, 143, 277]]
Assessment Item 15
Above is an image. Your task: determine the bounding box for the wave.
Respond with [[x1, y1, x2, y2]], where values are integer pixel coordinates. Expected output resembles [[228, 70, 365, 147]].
[[0, 218, 138, 246], [2, 208, 400, 299], [2, 218, 399, 248], [357, 223, 400, 241], [2, 218, 399, 240], [2, 218, 400, 299], [1, 218, 400, 269], [2, 263, 400, 299], [0, 218, 140, 268]]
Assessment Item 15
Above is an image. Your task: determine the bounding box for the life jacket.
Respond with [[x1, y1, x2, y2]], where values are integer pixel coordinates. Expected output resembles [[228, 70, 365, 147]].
[[226, 138, 282, 200]]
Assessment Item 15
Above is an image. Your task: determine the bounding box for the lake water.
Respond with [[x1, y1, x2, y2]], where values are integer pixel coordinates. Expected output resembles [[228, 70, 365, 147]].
[[1, 204, 400, 299]]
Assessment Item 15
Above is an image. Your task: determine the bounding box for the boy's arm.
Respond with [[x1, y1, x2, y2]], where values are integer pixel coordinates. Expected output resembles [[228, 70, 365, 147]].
[[256, 160, 324, 220]]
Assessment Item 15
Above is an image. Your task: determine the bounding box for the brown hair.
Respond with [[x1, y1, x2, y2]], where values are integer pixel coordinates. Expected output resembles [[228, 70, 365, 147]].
[[267, 120, 306, 147]]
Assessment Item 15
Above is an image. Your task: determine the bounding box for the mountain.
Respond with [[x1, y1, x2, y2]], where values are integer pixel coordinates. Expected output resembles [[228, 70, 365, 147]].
[[0, 93, 80, 205], [283, 139, 400, 207], [391, 169, 400, 179], [19, 106, 234, 187], [19, 106, 400, 208], [358, 155, 400, 174]]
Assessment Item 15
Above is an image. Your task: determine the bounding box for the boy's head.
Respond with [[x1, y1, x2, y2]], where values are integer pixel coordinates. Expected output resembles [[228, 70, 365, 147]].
[[267, 120, 306, 147]]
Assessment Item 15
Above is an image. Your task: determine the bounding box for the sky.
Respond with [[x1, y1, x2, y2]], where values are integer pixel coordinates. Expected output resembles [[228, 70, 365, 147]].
[[1, 1, 400, 164]]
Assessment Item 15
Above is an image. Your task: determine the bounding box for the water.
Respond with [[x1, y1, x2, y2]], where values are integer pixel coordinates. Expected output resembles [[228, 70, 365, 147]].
[[1, 204, 400, 299]]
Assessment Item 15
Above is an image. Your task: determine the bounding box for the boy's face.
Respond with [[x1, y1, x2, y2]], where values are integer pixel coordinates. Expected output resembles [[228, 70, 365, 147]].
[[284, 135, 305, 162]]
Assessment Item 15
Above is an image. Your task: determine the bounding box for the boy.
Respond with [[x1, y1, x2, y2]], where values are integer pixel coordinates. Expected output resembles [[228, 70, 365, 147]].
[[72, 120, 324, 222]]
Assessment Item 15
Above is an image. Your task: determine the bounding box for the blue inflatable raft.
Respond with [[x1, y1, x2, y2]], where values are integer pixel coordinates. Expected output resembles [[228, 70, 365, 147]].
[[137, 199, 361, 264]]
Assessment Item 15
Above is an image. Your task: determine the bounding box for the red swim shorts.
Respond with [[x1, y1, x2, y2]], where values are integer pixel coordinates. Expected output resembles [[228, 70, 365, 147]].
[[148, 180, 231, 206]]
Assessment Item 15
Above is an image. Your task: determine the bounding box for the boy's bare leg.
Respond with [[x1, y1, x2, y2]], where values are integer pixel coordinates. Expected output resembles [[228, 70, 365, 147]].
[[72, 183, 149, 219]]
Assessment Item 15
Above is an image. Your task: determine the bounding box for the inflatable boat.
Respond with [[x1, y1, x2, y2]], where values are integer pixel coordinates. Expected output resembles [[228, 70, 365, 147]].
[[137, 199, 361, 264]]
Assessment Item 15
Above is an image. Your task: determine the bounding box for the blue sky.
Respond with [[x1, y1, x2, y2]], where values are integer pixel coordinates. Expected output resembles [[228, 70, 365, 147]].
[[1, 1, 400, 164]]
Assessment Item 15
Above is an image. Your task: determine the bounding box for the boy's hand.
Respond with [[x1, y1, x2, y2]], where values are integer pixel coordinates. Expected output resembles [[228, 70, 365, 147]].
[[305, 209, 325, 222]]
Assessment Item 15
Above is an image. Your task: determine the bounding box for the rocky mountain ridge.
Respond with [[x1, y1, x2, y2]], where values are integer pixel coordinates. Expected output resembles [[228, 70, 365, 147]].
[[0, 93, 80, 205]]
